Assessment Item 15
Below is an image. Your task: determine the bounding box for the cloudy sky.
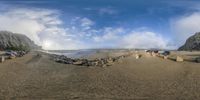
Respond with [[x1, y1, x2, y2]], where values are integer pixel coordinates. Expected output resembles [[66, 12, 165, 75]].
[[0, 0, 200, 50]]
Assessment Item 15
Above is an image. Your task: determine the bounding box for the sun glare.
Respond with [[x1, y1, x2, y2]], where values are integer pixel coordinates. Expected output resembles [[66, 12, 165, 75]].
[[42, 40, 52, 50]]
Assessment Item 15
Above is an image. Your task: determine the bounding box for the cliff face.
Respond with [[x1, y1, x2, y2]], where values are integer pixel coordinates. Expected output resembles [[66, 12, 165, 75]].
[[178, 32, 200, 51], [0, 31, 40, 51]]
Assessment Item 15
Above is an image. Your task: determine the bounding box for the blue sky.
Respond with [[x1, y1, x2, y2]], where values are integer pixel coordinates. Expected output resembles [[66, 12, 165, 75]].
[[0, 0, 200, 50]]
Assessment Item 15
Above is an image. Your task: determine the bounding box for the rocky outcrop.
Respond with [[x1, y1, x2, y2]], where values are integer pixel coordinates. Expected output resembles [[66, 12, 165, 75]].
[[178, 32, 200, 51], [52, 52, 133, 67], [0, 31, 40, 51]]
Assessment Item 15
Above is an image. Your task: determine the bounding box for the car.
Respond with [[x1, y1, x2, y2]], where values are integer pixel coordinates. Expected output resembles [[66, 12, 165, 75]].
[[162, 51, 170, 56]]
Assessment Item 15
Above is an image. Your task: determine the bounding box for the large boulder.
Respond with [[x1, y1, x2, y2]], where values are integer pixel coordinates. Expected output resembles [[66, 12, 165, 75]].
[[0, 56, 5, 63], [0, 31, 40, 51], [176, 56, 184, 62], [178, 32, 200, 51], [196, 57, 200, 63]]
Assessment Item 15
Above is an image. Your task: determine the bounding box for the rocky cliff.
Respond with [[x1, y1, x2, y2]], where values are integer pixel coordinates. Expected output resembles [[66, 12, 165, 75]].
[[0, 31, 40, 51], [178, 32, 200, 51]]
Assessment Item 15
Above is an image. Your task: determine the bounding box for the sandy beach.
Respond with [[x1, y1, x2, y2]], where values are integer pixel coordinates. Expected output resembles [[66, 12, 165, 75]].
[[0, 51, 200, 100]]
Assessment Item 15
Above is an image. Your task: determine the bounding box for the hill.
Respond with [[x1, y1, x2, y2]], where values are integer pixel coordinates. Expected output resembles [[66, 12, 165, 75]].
[[0, 31, 40, 51], [178, 32, 200, 51]]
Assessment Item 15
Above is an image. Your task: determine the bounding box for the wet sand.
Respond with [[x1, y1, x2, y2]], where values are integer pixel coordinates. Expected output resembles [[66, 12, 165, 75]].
[[0, 51, 200, 100]]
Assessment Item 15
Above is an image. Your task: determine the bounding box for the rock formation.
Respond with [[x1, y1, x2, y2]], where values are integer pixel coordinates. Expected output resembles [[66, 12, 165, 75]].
[[52, 52, 134, 67], [0, 31, 40, 51], [178, 32, 200, 51]]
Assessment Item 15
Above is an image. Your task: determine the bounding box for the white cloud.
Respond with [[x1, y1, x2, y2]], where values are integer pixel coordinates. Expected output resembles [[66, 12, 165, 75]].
[[121, 31, 170, 49], [0, 10, 45, 44], [99, 7, 117, 15], [84, 7, 118, 15], [171, 12, 200, 44], [93, 27, 173, 49], [0, 7, 87, 50], [80, 18, 94, 26], [93, 27, 124, 42]]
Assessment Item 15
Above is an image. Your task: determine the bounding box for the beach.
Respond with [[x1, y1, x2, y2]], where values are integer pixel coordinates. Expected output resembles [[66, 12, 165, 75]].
[[0, 50, 200, 100]]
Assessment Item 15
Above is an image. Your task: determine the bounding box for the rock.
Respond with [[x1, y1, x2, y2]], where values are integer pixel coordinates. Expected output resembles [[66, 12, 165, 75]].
[[0, 31, 40, 51], [101, 64, 107, 67], [163, 56, 168, 59], [99, 60, 106, 67], [119, 56, 124, 59], [106, 58, 114, 66], [196, 57, 200, 63], [176, 56, 184, 62], [107, 57, 114, 63], [93, 61, 99, 66], [113, 57, 119, 62], [135, 54, 141, 59], [55, 58, 65, 63], [178, 32, 200, 51], [87, 61, 98, 66], [53, 53, 129, 67], [64, 59, 74, 64], [9, 54, 16, 59], [0, 56, 5, 63], [73, 60, 83, 65], [151, 52, 157, 57]]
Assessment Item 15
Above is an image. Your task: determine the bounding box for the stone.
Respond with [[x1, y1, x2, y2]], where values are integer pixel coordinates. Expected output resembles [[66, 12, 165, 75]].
[[163, 56, 168, 59], [101, 64, 107, 67], [106, 58, 114, 66], [64, 59, 73, 64], [73, 60, 83, 65], [135, 54, 141, 59], [55, 59, 65, 63], [196, 57, 200, 63], [0, 56, 5, 63], [86, 61, 93, 66], [53, 53, 130, 67], [99, 60, 106, 67], [107, 57, 114, 63], [146, 52, 151, 55], [176, 56, 184, 62], [151, 52, 157, 57], [93, 61, 99, 66], [119, 56, 124, 59]]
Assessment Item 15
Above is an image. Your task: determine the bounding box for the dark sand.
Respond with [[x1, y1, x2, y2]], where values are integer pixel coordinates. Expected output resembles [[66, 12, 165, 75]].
[[0, 51, 200, 100]]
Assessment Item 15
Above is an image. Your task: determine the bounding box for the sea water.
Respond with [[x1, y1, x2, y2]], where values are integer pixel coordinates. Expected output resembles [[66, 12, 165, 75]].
[[44, 49, 97, 58]]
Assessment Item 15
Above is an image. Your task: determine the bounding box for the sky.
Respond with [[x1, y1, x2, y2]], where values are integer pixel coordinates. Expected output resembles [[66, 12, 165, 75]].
[[0, 0, 200, 50]]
